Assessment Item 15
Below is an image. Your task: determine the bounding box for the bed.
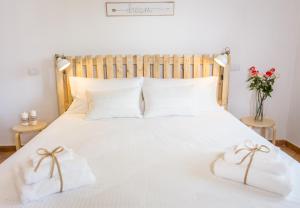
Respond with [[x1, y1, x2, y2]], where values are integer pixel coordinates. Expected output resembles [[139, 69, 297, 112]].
[[0, 54, 299, 208]]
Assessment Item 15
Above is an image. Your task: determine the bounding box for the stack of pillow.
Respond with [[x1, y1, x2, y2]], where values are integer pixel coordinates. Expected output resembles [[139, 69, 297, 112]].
[[68, 76, 221, 119]]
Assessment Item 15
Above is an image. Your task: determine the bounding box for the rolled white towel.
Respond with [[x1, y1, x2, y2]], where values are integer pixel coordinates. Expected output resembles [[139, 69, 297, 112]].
[[213, 157, 292, 196], [15, 158, 96, 204], [20, 155, 88, 185], [224, 144, 287, 175], [30, 146, 74, 167]]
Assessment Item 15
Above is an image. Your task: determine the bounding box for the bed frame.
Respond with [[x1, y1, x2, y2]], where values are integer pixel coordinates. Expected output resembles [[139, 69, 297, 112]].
[[55, 54, 230, 114]]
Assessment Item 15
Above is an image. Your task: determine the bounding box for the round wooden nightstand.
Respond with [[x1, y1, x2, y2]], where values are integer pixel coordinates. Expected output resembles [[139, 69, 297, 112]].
[[240, 116, 276, 144], [12, 121, 47, 150]]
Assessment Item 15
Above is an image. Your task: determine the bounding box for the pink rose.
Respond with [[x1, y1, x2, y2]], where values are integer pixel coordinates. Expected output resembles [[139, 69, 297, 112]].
[[265, 71, 273, 77], [249, 66, 258, 76]]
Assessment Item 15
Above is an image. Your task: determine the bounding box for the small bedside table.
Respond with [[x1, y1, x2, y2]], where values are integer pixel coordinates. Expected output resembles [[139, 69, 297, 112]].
[[240, 116, 276, 145], [12, 121, 47, 150]]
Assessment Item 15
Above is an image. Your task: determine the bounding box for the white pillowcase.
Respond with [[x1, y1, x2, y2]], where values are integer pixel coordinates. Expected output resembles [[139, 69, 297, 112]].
[[143, 85, 199, 118], [68, 77, 144, 114], [66, 98, 88, 114], [86, 87, 142, 119], [143, 77, 220, 117]]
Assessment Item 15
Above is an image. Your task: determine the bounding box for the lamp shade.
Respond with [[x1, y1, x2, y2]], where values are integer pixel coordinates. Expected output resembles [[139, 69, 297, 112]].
[[57, 57, 70, 71], [214, 54, 228, 67]]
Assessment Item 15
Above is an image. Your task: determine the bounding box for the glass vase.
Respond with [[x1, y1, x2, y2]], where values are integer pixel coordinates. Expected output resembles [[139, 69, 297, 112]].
[[255, 91, 264, 121]]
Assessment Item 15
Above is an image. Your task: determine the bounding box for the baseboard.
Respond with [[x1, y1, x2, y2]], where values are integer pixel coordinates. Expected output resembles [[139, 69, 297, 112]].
[[0, 146, 16, 152]]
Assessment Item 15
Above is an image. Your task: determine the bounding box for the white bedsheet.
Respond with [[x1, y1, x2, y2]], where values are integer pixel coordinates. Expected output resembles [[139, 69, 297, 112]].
[[0, 110, 299, 208]]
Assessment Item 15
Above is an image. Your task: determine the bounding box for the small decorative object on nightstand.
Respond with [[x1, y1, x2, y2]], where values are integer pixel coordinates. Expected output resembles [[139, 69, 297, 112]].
[[29, 110, 38, 126], [240, 116, 276, 144], [20, 112, 29, 126], [12, 121, 47, 150]]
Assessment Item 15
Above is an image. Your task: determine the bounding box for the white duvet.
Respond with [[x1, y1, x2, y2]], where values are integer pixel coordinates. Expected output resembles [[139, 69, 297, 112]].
[[0, 110, 299, 208]]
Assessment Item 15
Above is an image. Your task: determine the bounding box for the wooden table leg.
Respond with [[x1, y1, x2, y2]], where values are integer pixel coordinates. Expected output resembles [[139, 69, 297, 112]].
[[272, 126, 277, 145], [261, 127, 267, 138], [15, 133, 21, 150]]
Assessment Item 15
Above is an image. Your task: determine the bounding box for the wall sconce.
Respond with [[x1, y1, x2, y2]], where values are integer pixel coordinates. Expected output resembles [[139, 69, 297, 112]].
[[214, 47, 231, 67], [55, 54, 70, 71]]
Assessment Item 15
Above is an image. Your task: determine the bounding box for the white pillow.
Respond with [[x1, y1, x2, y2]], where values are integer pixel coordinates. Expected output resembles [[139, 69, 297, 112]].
[[143, 84, 199, 117], [68, 77, 144, 114], [143, 77, 220, 117], [66, 98, 88, 114], [86, 87, 142, 119]]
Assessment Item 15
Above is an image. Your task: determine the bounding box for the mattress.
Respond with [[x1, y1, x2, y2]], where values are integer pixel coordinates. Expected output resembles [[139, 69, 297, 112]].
[[0, 110, 299, 208]]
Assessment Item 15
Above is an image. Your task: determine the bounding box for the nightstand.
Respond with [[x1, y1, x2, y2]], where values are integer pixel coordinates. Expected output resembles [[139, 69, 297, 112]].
[[240, 116, 276, 144], [12, 121, 47, 150]]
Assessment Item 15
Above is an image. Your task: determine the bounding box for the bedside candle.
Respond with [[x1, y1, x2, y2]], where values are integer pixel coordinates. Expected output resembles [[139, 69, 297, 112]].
[[21, 112, 29, 126], [21, 112, 29, 119], [30, 110, 38, 126]]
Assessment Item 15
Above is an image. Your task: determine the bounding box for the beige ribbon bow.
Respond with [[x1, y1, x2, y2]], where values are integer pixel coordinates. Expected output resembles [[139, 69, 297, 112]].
[[235, 142, 270, 184], [34, 146, 64, 192]]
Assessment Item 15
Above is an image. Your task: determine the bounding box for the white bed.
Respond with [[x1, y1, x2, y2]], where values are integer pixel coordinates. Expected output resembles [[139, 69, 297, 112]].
[[1, 54, 299, 207], [1, 109, 300, 208]]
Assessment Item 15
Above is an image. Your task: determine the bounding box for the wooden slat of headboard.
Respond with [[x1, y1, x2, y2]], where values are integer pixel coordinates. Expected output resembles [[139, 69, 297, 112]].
[[95, 56, 104, 79], [126, 55, 134, 78], [193, 55, 201, 78], [75, 57, 83, 77], [136, 55, 143, 77], [143, 55, 151, 77], [202, 55, 211, 77], [56, 66, 65, 114], [153, 55, 160, 78], [106, 55, 113, 79], [116, 55, 123, 78], [163, 55, 169, 79], [86, 56, 93, 78], [213, 55, 220, 76], [55, 54, 230, 114], [173, 55, 180, 79], [65, 57, 74, 106], [222, 55, 231, 107], [183, 55, 191, 79]]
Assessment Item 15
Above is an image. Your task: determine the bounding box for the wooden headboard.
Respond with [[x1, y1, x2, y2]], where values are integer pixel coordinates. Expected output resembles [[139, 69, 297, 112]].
[[55, 54, 230, 115]]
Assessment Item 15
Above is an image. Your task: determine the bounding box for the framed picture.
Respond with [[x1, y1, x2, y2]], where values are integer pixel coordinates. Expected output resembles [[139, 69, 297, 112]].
[[106, 1, 175, 16]]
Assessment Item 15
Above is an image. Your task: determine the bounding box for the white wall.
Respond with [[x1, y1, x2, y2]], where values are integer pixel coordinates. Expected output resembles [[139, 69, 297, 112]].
[[287, 1, 300, 146], [287, 51, 300, 146], [0, 0, 299, 145]]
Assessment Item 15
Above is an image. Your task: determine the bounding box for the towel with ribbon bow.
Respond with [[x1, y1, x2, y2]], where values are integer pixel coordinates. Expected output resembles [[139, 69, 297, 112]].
[[234, 142, 270, 184], [34, 146, 64, 192]]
